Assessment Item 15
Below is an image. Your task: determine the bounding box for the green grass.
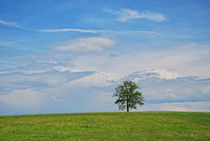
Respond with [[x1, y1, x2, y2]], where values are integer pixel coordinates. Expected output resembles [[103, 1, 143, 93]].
[[0, 112, 209, 141]]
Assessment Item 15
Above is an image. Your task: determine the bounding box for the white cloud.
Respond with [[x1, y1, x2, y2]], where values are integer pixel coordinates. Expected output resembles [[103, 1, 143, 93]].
[[105, 9, 166, 22], [203, 85, 210, 95], [149, 69, 179, 80], [56, 37, 115, 54], [0, 42, 209, 114], [68, 71, 113, 87], [71, 43, 210, 78], [136, 11, 166, 22], [0, 69, 93, 91], [124, 70, 179, 83], [0, 89, 44, 109], [142, 101, 210, 112]]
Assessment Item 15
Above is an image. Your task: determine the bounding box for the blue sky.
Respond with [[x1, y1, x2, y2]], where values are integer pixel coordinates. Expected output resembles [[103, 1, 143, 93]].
[[0, 0, 210, 115]]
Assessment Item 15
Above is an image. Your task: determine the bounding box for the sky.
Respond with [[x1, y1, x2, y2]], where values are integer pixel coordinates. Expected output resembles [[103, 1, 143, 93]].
[[0, 0, 210, 115]]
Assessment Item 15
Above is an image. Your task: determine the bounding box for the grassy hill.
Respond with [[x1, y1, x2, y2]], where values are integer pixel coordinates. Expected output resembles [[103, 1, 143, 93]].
[[0, 112, 209, 141]]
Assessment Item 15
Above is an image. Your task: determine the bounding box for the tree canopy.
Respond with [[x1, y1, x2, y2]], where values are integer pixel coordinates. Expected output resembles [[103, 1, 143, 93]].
[[113, 81, 144, 112]]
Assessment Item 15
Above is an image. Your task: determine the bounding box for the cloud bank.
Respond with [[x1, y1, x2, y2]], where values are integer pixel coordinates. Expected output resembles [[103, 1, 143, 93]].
[[0, 89, 44, 109], [142, 101, 210, 112]]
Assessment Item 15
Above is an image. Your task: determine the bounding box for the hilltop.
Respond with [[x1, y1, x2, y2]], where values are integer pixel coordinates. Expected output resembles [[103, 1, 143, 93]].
[[0, 112, 209, 141]]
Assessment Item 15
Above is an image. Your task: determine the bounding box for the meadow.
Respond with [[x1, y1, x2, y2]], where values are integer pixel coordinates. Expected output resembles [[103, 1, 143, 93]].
[[0, 112, 209, 141]]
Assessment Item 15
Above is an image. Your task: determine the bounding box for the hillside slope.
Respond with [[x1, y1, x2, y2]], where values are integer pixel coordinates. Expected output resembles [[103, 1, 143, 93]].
[[0, 112, 209, 141]]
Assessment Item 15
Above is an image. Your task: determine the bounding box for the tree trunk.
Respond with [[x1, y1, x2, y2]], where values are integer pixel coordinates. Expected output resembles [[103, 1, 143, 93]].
[[127, 99, 129, 112]]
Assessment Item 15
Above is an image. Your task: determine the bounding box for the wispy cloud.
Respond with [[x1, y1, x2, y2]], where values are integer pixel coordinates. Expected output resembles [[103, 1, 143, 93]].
[[0, 19, 22, 28], [0, 19, 35, 32], [105, 8, 166, 22], [39, 28, 160, 36], [39, 28, 105, 33], [0, 19, 160, 36], [56, 37, 115, 54], [0, 19, 99, 33]]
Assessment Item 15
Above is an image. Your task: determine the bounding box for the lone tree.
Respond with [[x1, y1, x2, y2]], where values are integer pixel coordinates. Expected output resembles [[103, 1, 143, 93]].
[[113, 81, 144, 112]]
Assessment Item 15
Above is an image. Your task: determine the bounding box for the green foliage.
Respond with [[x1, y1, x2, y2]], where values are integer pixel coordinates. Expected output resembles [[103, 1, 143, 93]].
[[0, 112, 209, 141], [113, 81, 144, 112]]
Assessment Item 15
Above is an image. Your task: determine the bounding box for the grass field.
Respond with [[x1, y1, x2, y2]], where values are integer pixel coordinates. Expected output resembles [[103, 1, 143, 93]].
[[0, 112, 209, 141]]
